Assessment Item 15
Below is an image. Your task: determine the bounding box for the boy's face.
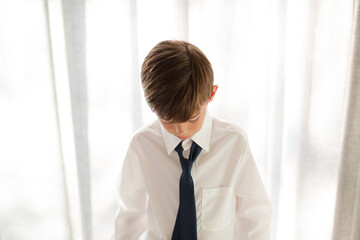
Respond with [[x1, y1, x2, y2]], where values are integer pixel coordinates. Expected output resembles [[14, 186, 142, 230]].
[[159, 85, 218, 140], [160, 104, 208, 140]]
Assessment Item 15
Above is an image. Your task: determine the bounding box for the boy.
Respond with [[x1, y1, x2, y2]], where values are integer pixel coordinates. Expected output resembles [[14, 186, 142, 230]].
[[114, 40, 271, 240]]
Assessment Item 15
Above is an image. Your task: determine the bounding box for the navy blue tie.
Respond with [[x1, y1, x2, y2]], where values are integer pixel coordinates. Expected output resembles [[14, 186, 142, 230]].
[[172, 141, 202, 240]]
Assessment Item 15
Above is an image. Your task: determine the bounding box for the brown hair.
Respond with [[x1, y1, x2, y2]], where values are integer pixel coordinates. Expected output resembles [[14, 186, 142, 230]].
[[141, 40, 214, 123]]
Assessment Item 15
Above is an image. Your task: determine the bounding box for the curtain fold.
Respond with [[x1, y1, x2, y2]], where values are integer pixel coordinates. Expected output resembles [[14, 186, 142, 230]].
[[129, 0, 142, 131], [61, 0, 92, 239], [332, 1, 360, 239]]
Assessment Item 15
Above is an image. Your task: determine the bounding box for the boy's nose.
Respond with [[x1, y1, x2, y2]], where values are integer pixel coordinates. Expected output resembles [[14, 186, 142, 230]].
[[175, 123, 186, 135]]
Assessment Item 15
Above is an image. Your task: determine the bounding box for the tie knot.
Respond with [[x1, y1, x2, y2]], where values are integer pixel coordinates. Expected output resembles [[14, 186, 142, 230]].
[[174, 141, 202, 173]]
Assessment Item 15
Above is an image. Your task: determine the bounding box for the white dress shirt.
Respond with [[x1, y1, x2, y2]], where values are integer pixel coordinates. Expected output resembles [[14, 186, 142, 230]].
[[114, 112, 272, 240]]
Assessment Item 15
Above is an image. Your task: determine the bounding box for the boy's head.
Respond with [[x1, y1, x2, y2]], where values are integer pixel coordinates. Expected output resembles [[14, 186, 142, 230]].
[[141, 40, 218, 139]]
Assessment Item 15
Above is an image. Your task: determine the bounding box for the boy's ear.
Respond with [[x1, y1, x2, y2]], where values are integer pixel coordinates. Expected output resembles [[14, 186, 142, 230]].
[[209, 85, 218, 103]]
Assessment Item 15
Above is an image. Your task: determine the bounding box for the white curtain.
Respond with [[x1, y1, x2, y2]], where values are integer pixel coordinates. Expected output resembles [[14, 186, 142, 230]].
[[332, 0, 360, 239], [0, 0, 359, 240]]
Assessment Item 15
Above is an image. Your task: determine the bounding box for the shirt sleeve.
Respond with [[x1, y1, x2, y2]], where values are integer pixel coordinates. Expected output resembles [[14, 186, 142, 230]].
[[234, 142, 272, 240], [114, 142, 149, 240]]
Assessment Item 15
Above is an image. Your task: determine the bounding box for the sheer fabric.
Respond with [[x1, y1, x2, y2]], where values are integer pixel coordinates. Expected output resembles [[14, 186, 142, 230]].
[[0, 0, 358, 239]]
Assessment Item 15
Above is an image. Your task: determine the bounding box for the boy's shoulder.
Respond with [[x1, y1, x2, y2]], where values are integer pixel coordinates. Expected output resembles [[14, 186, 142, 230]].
[[129, 119, 162, 144], [211, 116, 249, 142]]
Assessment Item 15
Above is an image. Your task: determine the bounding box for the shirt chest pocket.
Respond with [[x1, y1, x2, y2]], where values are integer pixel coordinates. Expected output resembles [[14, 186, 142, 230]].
[[201, 186, 235, 231]]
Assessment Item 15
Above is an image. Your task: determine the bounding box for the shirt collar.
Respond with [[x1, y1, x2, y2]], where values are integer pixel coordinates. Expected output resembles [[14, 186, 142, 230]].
[[160, 111, 212, 155]]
